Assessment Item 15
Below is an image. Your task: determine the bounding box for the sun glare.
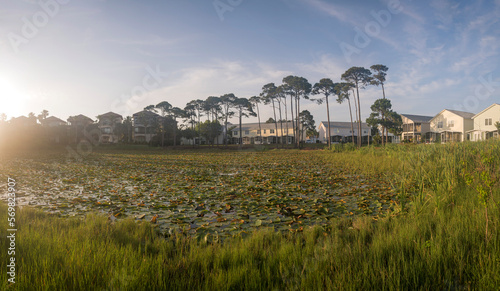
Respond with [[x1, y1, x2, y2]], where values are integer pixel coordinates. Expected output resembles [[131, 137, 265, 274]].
[[0, 77, 29, 119]]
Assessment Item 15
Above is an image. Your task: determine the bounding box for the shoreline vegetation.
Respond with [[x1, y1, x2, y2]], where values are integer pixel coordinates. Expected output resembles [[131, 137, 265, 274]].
[[1, 141, 499, 289]]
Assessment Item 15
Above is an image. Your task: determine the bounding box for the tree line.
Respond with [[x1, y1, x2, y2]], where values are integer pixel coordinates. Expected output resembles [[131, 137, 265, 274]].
[[0, 65, 403, 149]]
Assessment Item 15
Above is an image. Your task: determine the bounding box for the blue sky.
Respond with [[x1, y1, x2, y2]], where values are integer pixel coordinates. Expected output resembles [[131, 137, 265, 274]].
[[1, 0, 499, 125]]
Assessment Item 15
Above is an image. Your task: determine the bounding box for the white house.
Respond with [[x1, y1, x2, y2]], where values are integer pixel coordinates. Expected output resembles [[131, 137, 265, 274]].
[[429, 109, 474, 142], [318, 121, 371, 144], [467, 103, 500, 141], [230, 121, 305, 144]]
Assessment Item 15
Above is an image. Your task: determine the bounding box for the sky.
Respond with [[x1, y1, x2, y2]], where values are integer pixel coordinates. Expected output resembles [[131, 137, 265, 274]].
[[1, 0, 500, 126]]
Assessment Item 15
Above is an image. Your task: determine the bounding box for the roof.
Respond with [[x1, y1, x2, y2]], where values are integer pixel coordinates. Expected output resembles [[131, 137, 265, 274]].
[[41, 116, 66, 124], [98, 112, 123, 119], [472, 103, 500, 119], [319, 121, 371, 129], [133, 110, 160, 117], [67, 114, 94, 123], [430, 109, 475, 122], [446, 109, 475, 119], [400, 114, 433, 123]]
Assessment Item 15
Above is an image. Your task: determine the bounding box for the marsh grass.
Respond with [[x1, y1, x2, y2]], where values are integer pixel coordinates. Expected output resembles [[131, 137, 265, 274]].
[[1, 141, 499, 290]]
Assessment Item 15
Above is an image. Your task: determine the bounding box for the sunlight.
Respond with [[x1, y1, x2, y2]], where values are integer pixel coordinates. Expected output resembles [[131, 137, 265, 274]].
[[0, 77, 29, 119]]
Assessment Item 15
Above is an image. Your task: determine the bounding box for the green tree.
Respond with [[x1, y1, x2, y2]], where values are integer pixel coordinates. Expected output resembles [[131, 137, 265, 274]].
[[144, 105, 156, 112], [370, 64, 389, 144], [197, 120, 222, 145], [233, 97, 256, 146], [495, 122, 500, 135], [249, 96, 263, 144], [282, 76, 312, 147], [277, 85, 290, 145], [186, 99, 204, 145], [299, 110, 316, 141], [156, 101, 173, 147], [170, 107, 185, 147], [37, 109, 49, 123], [336, 82, 356, 145], [366, 98, 393, 145], [220, 93, 237, 145], [312, 78, 338, 149], [261, 83, 279, 145], [341, 67, 372, 148]]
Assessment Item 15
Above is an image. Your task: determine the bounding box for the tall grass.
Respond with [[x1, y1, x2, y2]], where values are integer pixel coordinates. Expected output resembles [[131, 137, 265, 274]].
[[1, 141, 499, 290]]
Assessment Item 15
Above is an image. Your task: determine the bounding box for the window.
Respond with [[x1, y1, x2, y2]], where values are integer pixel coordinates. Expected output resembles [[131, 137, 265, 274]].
[[437, 121, 443, 129], [363, 131, 367, 134], [245, 130, 249, 135], [233, 131, 238, 136], [257, 130, 261, 134], [264, 130, 266, 134], [101, 127, 111, 134], [485, 118, 492, 126], [270, 129, 275, 134], [448, 120, 454, 127]]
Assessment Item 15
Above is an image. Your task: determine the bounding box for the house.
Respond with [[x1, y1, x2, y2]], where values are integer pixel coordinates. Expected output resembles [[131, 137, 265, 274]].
[[40, 116, 67, 144], [39, 116, 67, 127], [97, 112, 123, 144], [132, 110, 161, 143], [230, 121, 306, 144], [318, 121, 371, 144], [400, 114, 433, 143], [467, 103, 500, 141], [9, 115, 38, 127], [429, 109, 474, 142], [67, 114, 95, 143]]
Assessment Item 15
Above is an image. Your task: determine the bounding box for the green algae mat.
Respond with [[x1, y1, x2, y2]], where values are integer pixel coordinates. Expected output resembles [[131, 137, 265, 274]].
[[0, 149, 399, 240]]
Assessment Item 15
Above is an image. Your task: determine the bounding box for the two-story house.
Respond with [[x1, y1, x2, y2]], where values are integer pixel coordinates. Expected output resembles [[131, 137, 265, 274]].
[[318, 121, 371, 144], [67, 114, 94, 143], [230, 121, 304, 144], [429, 109, 474, 142], [467, 103, 500, 141], [97, 112, 123, 144], [132, 110, 161, 143], [400, 114, 433, 143], [40, 116, 67, 144]]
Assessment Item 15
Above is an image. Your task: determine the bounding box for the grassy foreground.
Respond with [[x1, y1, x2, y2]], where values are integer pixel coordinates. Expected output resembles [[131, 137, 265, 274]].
[[1, 142, 500, 290]]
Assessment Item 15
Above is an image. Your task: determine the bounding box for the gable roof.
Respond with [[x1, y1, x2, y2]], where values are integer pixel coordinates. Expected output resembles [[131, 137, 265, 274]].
[[431, 109, 475, 122], [98, 111, 123, 119], [400, 114, 433, 123], [67, 114, 94, 124], [132, 110, 160, 117], [40, 116, 66, 124], [472, 103, 500, 119], [446, 109, 475, 119]]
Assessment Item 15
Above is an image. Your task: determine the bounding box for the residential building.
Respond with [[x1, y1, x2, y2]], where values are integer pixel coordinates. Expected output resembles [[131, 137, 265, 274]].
[[67, 114, 94, 143], [467, 103, 500, 141], [400, 114, 433, 143], [39, 116, 67, 127], [97, 112, 123, 144], [318, 121, 371, 144], [132, 110, 161, 143], [429, 109, 474, 142], [40, 116, 67, 144], [230, 121, 305, 144]]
